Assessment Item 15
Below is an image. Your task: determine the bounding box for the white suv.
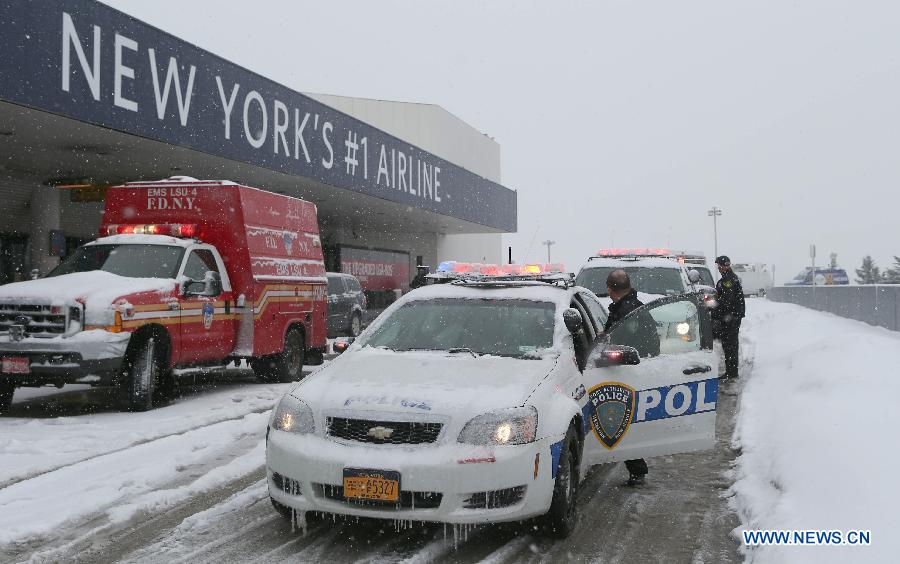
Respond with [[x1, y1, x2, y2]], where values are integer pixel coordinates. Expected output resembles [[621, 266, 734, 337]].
[[576, 255, 704, 307]]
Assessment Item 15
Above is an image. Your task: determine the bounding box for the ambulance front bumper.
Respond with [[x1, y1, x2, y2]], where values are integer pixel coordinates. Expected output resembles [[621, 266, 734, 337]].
[[0, 330, 130, 385]]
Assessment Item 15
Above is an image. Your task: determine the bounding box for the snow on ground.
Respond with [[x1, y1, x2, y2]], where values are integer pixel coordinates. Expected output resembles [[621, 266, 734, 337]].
[[732, 299, 900, 563], [0, 372, 296, 549]]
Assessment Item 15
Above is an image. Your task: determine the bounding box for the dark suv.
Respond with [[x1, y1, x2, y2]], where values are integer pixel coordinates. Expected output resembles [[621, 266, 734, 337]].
[[326, 272, 367, 337]]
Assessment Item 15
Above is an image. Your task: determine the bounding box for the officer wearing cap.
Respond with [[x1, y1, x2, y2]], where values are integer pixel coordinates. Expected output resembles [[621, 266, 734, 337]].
[[409, 265, 430, 290], [712, 255, 745, 378]]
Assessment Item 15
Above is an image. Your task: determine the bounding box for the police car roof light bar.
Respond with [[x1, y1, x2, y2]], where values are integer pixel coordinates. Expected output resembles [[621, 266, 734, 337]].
[[427, 262, 573, 286]]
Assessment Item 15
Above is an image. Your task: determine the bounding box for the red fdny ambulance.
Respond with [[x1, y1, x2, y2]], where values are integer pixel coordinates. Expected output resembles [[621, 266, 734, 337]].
[[0, 179, 327, 411]]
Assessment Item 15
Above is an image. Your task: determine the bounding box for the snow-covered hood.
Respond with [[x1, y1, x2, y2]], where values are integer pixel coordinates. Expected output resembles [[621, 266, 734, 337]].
[[0, 271, 175, 310], [293, 346, 558, 419]]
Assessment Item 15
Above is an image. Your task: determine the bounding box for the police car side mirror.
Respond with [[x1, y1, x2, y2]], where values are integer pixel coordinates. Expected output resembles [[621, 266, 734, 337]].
[[594, 344, 641, 367], [687, 269, 701, 284], [563, 308, 583, 334]]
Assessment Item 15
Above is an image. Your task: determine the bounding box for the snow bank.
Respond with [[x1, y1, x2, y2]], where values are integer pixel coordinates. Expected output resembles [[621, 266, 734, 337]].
[[731, 300, 900, 563]]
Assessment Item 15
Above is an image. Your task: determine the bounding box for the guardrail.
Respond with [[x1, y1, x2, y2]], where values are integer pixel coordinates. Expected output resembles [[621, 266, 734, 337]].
[[767, 285, 900, 332]]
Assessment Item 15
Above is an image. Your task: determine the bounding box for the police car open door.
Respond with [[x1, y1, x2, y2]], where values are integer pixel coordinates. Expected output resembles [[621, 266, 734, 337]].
[[581, 294, 718, 465]]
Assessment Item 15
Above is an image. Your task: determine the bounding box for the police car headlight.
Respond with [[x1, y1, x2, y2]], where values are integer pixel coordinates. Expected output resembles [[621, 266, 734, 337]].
[[458, 406, 538, 445], [271, 395, 315, 435]]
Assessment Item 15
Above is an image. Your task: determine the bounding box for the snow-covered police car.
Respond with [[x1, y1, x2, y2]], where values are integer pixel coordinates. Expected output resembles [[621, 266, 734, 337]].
[[265, 264, 718, 537]]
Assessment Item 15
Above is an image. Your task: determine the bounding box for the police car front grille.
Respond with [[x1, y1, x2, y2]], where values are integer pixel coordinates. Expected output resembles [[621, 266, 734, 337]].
[[462, 486, 526, 509], [326, 417, 443, 445], [271, 472, 302, 496], [0, 303, 69, 337], [313, 483, 443, 510]]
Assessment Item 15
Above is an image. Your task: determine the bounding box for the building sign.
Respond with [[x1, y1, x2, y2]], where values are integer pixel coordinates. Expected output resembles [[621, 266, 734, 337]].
[[340, 246, 410, 292], [0, 0, 516, 232]]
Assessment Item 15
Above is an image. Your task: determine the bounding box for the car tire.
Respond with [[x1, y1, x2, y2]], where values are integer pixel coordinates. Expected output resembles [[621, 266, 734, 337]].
[[120, 337, 159, 412], [348, 312, 362, 337], [542, 424, 581, 538], [0, 381, 15, 413], [252, 328, 305, 384]]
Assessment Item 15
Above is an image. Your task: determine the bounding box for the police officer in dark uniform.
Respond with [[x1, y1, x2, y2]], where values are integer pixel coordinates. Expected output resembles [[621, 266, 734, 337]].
[[602, 269, 656, 486], [409, 265, 430, 290], [712, 255, 745, 379]]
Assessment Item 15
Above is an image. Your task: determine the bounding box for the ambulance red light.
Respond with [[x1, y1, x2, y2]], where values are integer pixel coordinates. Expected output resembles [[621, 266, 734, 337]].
[[453, 262, 473, 273], [101, 223, 199, 238], [174, 224, 199, 238]]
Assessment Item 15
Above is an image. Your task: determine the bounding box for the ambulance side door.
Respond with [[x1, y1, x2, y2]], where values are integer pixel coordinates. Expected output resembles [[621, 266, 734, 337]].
[[581, 294, 719, 466], [178, 247, 236, 363]]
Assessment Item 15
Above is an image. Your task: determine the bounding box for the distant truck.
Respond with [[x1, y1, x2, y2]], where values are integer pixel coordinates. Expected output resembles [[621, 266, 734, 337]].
[[732, 263, 774, 297], [0, 179, 327, 412], [784, 267, 850, 287]]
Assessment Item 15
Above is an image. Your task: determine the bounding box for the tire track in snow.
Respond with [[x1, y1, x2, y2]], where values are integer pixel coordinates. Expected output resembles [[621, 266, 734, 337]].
[[0, 405, 273, 491], [0, 411, 270, 559]]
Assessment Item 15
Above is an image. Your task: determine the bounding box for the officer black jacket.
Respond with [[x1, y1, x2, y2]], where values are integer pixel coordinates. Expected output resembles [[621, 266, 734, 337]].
[[604, 289, 643, 331], [603, 289, 660, 357], [409, 273, 428, 289], [713, 269, 746, 321]]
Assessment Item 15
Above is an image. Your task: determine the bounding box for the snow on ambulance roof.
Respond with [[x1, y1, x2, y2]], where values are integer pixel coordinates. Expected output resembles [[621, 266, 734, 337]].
[[87, 234, 196, 248]]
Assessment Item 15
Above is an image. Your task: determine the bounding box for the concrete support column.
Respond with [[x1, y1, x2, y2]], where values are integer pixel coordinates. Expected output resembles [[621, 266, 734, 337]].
[[29, 184, 61, 275]]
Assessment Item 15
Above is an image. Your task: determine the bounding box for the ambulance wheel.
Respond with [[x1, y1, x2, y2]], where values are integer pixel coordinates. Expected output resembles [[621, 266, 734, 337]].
[[348, 313, 362, 337], [120, 337, 159, 412], [253, 329, 304, 383], [542, 425, 580, 538], [0, 381, 15, 413]]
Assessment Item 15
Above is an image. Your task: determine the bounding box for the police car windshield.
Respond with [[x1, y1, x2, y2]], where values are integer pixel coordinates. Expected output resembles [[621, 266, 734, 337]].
[[361, 298, 556, 358], [46, 245, 185, 279], [577, 266, 685, 296]]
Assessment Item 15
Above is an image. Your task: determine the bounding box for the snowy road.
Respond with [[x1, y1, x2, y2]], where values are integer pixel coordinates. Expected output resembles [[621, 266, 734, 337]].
[[1, 365, 742, 564]]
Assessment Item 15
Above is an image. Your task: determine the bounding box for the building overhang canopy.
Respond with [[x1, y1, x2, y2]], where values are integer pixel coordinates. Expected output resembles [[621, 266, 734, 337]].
[[0, 0, 516, 235]]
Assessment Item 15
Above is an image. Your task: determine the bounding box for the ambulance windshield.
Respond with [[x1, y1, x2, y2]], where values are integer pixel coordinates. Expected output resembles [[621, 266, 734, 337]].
[[46, 244, 185, 279]]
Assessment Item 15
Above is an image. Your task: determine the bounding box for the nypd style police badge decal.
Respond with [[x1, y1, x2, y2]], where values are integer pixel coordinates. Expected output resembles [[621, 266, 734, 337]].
[[588, 382, 636, 450]]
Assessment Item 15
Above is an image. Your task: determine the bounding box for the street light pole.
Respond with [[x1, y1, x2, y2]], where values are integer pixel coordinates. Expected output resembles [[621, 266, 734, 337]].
[[542, 240, 556, 263], [707, 207, 722, 258]]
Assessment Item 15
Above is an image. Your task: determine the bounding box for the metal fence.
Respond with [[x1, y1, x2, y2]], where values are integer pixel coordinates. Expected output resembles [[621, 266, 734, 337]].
[[767, 285, 900, 332]]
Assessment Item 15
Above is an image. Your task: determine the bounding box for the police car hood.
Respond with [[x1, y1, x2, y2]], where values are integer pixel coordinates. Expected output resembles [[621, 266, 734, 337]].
[[293, 346, 558, 417], [0, 271, 175, 310]]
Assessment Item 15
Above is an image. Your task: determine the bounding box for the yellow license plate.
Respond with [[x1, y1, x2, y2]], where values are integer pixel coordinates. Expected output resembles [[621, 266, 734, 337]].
[[343, 468, 400, 502]]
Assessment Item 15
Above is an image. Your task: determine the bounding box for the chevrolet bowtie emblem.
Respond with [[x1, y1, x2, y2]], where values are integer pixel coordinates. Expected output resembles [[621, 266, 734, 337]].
[[367, 426, 394, 440]]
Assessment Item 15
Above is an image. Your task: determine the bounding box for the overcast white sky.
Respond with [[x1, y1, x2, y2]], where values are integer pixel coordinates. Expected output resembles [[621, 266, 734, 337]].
[[103, 0, 900, 283]]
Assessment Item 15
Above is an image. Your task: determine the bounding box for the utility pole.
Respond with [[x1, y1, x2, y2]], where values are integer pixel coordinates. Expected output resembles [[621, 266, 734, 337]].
[[542, 240, 556, 263], [707, 207, 722, 257]]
